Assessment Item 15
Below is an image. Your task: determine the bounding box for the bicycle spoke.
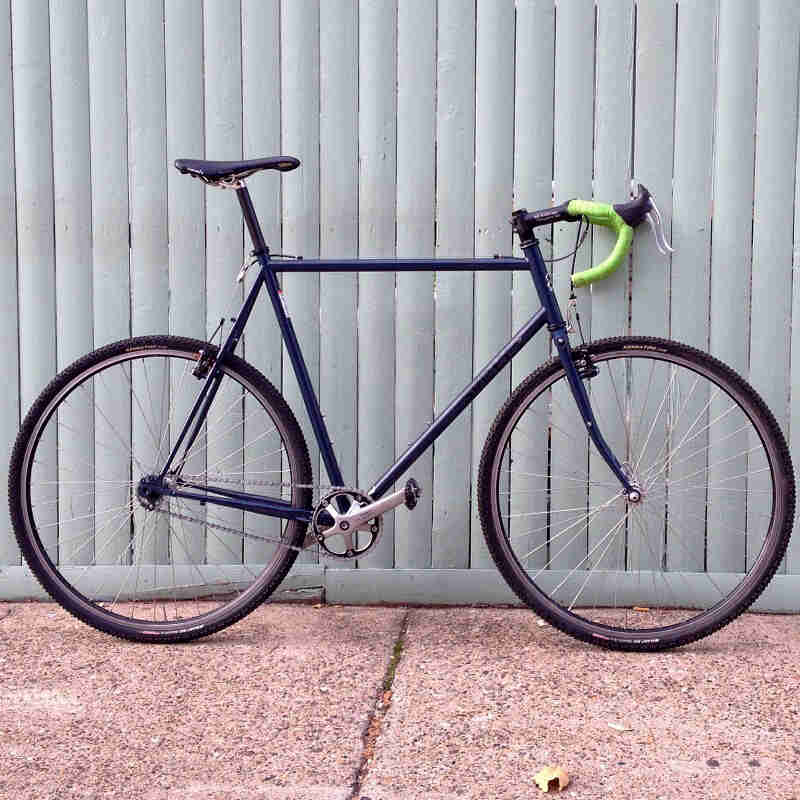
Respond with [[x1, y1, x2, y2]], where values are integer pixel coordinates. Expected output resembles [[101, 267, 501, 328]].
[[567, 511, 630, 610], [484, 342, 789, 647]]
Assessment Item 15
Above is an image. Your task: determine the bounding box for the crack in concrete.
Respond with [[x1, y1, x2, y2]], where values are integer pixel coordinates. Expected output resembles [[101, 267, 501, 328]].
[[347, 610, 411, 800]]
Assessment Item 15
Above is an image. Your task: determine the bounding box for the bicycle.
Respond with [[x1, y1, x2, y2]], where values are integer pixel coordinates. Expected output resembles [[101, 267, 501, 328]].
[[8, 155, 795, 650]]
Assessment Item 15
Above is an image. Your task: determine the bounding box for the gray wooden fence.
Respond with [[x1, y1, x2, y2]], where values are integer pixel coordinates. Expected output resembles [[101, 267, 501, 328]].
[[2, 0, 800, 608]]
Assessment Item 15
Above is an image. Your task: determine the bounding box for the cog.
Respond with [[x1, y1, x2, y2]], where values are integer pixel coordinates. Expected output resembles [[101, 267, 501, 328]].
[[311, 488, 382, 560]]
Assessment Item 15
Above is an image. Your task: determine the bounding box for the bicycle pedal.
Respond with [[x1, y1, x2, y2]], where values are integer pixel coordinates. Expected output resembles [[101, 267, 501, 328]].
[[404, 478, 422, 509]]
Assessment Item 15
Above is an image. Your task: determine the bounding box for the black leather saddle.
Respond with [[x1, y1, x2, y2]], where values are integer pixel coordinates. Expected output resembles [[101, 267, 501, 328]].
[[174, 156, 300, 182]]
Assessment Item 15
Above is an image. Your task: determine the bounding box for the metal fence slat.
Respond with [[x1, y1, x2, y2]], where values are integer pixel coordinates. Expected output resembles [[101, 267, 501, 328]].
[[706, 0, 758, 574], [748, 0, 800, 570], [126, 1, 170, 563], [666, 0, 717, 572], [550, 0, 594, 571], [0, 0, 19, 565], [628, 0, 675, 574], [432, 0, 476, 569], [357, 0, 397, 568], [281, 0, 321, 564], [242, 1, 284, 564], [588, 0, 635, 571], [395, 0, 435, 569], [470, 0, 516, 569], [509, 0, 556, 572], [318, 0, 358, 570], [51, 0, 94, 566], [13, 0, 57, 559], [88, 0, 131, 568]]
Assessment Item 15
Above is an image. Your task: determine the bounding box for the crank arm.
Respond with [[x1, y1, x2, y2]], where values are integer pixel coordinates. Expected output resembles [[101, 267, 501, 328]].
[[345, 479, 422, 530], [302, 479, 422, 550]]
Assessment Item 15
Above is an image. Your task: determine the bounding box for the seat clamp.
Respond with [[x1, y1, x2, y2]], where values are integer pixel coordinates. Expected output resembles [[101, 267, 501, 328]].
[[191, 172, 246, 190], [213, 176, 246, 191]]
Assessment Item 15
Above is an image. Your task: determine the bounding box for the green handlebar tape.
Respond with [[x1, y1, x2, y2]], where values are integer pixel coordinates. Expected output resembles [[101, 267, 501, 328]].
[[567, 199, 633, 288]]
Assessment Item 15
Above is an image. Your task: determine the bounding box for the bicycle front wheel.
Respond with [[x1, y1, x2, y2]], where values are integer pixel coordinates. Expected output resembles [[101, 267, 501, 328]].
[[478, 336, 794, 651], [9, 336, 312, 642]]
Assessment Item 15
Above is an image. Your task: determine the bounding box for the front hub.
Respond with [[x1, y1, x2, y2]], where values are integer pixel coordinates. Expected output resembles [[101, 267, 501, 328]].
[[137, 474, 166, 510], [626, 484, 643, 504]]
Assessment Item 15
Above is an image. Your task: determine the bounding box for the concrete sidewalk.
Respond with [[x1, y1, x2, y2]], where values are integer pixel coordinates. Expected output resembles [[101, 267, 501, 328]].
[[0, 603, 798, 800]]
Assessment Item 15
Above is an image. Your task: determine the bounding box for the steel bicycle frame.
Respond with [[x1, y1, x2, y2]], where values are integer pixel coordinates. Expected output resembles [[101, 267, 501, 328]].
[[156, 185, 634, 523]]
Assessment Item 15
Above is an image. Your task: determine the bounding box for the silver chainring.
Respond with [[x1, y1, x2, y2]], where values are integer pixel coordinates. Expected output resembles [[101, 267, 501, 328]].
[[311, 488, 383, 560]]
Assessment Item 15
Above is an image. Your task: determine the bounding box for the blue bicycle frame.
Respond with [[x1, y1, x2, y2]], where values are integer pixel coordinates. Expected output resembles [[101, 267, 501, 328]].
[[156, 185, 635, 523]]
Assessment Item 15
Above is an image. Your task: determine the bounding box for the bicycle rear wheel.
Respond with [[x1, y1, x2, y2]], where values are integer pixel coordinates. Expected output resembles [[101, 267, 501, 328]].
[[9, 336, 312, 642], [478, 336, 794, 651]]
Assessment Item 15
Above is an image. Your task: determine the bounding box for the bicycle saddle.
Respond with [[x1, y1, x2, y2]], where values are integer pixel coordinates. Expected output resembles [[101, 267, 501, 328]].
[[174, 155, 300, 182]]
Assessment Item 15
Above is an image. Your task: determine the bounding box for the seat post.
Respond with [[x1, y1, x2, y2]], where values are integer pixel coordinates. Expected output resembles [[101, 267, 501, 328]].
[[236, 185, 269, 255]]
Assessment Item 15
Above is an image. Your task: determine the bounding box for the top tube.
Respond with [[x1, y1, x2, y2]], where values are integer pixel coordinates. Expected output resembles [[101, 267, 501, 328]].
[[263, 257, 528, 272]]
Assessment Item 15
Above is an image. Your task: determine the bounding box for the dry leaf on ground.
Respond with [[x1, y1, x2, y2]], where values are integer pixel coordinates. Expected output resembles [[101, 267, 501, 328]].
[[608, 722, 633, 732], [533, 765, 570, 793]]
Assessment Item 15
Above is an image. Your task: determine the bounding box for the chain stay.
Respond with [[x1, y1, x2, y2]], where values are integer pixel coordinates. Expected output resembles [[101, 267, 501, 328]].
[[180, 473, 340, 492], [157, 474, 360, 554]]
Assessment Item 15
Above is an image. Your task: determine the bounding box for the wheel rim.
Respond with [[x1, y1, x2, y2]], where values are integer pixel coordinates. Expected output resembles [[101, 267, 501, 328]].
[[489, 346, 784, 640], [20, 347, 303, 633]]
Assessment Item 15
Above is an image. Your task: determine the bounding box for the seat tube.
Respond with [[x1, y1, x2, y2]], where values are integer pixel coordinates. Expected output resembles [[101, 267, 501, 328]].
[[520, 234, 634, 494]]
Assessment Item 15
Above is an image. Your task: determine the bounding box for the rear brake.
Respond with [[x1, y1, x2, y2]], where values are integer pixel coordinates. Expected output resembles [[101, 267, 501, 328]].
[[193, 317, 226, 379]]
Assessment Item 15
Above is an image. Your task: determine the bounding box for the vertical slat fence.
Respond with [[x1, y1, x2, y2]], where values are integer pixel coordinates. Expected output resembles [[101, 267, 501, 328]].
[[2, 0, 800, 608]]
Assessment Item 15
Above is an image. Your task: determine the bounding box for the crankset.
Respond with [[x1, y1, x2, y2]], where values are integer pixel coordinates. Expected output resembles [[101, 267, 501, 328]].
[[150, 474, 422, 558], [308, 479, 422, 560]]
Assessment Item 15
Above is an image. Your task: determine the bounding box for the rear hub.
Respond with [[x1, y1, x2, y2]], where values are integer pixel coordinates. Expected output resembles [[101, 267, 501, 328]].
[[136, 474, 166, 510]]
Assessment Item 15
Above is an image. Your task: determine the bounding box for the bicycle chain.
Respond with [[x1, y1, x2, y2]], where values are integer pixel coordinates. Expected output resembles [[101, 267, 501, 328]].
[[157, 475, 361, 553], [152, 506, 309, 552], [180, 473, 344, 493]]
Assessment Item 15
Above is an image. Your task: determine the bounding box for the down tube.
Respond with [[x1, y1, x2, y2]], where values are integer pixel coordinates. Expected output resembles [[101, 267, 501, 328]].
[[368, 308, 548, 499]]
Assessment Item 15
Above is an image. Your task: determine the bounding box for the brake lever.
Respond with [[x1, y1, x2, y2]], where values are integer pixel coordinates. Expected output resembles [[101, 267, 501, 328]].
[[645, 196, 674, 255]]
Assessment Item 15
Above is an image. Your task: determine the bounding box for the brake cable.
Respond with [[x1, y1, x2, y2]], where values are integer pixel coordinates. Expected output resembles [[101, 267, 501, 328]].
[[540, 216, 591, 264], [567, 216, 589, 347]]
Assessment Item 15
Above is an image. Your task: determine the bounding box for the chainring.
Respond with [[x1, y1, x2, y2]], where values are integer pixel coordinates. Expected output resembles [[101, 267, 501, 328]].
[[311, 488, 382, 560]]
